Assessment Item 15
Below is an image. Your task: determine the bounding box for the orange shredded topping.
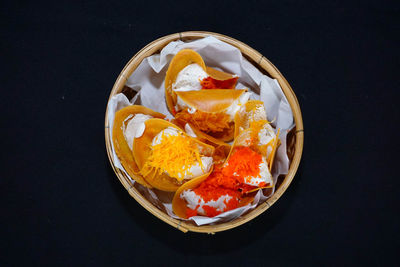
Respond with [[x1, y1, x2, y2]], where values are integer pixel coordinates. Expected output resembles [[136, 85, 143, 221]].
[[201, 76, 238, 89], [175, 108, 232, 134], [222, 147, 263, 182], [186, 147, 264, 217], [140, 131, 204, 182]]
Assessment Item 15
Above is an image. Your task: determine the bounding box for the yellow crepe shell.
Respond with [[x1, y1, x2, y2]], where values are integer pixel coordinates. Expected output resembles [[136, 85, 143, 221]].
[[175, 89, 246, 113], [206, 66, 236, 80], [112, 105, 165, 188], [133, 118, 215, 192]]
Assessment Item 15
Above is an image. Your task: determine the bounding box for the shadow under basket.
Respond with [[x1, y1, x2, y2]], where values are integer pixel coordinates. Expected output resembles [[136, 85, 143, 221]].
[[104, 31, 304, 234]]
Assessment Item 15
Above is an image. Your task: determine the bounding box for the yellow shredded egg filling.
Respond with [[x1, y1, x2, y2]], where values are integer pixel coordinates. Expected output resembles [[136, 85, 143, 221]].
[[140, 131, 205, 182]]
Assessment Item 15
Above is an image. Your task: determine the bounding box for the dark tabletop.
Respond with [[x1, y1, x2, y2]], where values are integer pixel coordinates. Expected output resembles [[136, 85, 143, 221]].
[[2, 0, 399, 266]]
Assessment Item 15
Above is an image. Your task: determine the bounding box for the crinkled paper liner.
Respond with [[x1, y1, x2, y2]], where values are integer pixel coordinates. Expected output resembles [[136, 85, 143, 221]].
[[107, 36, 295, 226]]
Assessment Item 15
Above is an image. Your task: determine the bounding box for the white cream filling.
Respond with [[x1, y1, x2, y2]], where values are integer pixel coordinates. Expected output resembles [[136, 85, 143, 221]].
[[122, 113, 153, 150], [241, 104, 268, 128], [151, 127, 213, 180], [151, 126, 179, 146], [179, 156, 213, 180], [224, 92, 251, 119], [180, 190, 233, 215], [251, 105, 268, 121], [244, 157, 272, 187], [172, 63, 208, 92], [258, 123, 275, 146], [258, 123, 277, 159]]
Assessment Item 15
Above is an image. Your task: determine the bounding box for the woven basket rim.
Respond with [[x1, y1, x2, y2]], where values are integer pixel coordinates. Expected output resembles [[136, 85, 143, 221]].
[[104, 31, 304, 233]]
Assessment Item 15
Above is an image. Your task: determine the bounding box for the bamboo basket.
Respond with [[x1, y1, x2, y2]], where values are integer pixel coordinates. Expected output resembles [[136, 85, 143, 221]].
[[104, 31, 304, 233]]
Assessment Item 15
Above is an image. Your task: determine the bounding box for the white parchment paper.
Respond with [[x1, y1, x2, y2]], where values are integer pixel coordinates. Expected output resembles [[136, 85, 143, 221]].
[[107, 36, 295, 225]]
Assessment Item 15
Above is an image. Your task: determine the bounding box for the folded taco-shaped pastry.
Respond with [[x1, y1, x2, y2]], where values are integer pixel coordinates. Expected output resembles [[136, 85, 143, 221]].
[[165, 48, 238, 92], [172, 121, 280, 218], [234, 101, 281, 167], [112, 105, 166, 188], [165, 49, 239, 112], [133, 118, 215, 192]]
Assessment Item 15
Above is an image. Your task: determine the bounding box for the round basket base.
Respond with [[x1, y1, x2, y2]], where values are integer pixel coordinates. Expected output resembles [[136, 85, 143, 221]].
[[104, 31, 304, 233]]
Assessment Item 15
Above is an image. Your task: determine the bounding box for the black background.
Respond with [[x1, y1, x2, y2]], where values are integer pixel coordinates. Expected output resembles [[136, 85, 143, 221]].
[[2, 0, 399, 266]]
